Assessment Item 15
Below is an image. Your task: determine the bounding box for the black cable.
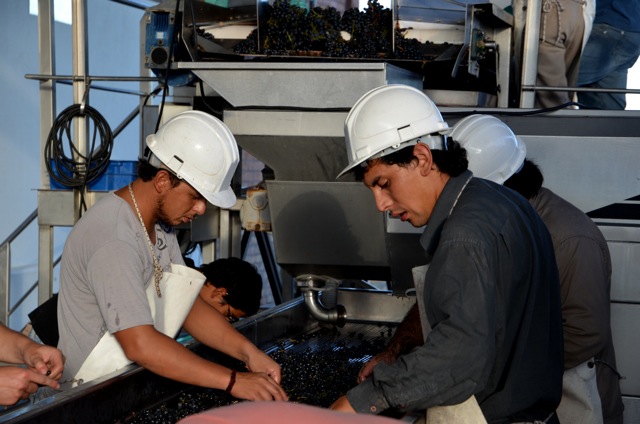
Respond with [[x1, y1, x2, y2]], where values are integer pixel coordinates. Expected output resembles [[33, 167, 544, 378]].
[[154, 0, 181, 133], [189, 0, 199, 61], [198, 80, 223, 118], [442, 101, 584, 117], [44, 103, 114, 213]]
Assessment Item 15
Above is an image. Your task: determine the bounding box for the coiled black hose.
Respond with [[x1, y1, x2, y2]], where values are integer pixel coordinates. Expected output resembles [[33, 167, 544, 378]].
[[44, 103, 114, 212]]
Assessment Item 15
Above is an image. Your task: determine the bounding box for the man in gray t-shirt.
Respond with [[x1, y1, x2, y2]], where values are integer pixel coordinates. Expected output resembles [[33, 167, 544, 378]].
[[58, 193, 183, 379], [57, 111, 287, 402]]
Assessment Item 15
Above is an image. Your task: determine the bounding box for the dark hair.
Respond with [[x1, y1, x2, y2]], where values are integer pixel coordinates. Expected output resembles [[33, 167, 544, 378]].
[[354, 136, 468, 180], [137, 159, 181, 187], [503, 159, 544, 200], [199, 257, 263, 316]]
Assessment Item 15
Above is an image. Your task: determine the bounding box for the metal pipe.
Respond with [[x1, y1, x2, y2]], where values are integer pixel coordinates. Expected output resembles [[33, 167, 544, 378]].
[[301, 289, 347, 327], [72, 0, 88, 225], [37, 0, 57, 314], [522, 85, 640, 94], [108, 0, 158, 10], [295, 275, 347, 327], [0, 210, 38, 247], [1, 209, 38, 324], [25, 74, 160, 82], [519, 0, 542, 108], [0, 243, 9, 325]]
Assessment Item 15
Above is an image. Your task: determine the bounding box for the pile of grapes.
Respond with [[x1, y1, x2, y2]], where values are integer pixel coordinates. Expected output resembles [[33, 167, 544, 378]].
[[118, 325, 394, 424], [233, 0, 424, 60]]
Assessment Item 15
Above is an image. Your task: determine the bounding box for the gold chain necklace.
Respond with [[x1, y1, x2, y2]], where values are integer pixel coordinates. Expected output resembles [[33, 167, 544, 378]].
[[128, 183, 163, 298]]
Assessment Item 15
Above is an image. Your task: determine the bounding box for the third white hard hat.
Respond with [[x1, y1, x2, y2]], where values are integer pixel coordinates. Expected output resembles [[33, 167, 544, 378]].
[[450, 114, 526, 184]]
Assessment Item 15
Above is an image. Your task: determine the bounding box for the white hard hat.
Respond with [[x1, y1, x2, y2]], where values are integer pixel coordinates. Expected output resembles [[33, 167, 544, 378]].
[[450, 114, 526, 184], [337, 84, 450, 179], [146, 110, 240, 208]]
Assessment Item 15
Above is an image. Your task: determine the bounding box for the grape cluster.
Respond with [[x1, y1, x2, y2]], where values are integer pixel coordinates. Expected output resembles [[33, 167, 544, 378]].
[[231, 0, 425, 60], [232, 28, 259, 55], [393, 29, 425, 60], [343, 0, 393, 58], [272, 328, 392, 406]]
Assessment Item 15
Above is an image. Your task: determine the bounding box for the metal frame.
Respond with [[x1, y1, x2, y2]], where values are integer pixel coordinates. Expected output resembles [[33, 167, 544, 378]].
[[36, 0, 57, 312], [29, 0, 166, 328], [0, 210, 38, 325], [517, 0, 540, 108]]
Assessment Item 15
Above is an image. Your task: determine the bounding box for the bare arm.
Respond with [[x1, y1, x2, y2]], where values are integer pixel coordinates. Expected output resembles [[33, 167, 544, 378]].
[[182, 297, 283, 383], [0, 324, 41, 364], [330, 395, 356, 413], [0, 324, 64, 379], [0, 324, 64, 406], [384, 302, 424, 356], [358, 302, 423, 382], [114, 298, 287, 401]]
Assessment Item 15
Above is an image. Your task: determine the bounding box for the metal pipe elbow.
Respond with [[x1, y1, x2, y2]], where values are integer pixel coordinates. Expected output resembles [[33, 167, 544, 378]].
[[301, 289, 347, 327]]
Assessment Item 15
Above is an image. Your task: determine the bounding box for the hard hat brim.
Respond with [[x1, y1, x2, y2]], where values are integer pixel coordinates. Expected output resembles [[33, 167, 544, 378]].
[[336, 162, 360, 180], [203, 186, 237, 209]]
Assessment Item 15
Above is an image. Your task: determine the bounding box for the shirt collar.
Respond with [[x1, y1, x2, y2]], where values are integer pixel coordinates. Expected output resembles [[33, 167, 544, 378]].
[[419, 170, 473, 257]]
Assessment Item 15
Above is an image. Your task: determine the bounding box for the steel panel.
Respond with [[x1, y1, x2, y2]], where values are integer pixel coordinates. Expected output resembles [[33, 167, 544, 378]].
[[607, 240, 640, 303], [181, 62, 422, 108], [266, 181, 389, 281], [521, 136, 640, 213], [611, 303, 640, 396]]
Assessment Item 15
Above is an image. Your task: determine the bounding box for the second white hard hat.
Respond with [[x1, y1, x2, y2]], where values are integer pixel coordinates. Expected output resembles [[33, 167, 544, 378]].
[[337, 84, 450, 179], [146, 110, 240, 208], [450, 114, 526, 184]]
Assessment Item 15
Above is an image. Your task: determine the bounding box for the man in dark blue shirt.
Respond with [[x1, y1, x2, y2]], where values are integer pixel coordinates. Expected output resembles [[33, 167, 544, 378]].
[[331, 84, 564, 423]]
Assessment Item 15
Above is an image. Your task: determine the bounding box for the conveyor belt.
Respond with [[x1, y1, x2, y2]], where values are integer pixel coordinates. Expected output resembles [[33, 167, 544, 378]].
[[1, 294, 412, 424], [116, 323, 395, 424]]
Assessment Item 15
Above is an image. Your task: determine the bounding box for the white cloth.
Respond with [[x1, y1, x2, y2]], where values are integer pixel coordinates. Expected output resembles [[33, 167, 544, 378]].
[[556, 359, 603, 424], [412, 265, 488, 424], [73, 264, 205, 385]]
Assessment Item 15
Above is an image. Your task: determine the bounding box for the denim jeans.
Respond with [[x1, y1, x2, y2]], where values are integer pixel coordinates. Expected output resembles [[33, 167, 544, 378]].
[[577, 22, 640, 109]]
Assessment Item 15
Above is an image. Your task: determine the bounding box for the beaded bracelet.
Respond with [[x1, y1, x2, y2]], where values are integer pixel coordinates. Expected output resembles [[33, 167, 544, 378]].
[[225, 370, 237, 394]]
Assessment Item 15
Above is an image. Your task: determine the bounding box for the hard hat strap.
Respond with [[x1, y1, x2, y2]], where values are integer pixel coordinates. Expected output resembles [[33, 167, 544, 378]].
[[146, 151, 163, 168], [368, 134, 446, 161], [146, 151, 184, 181]]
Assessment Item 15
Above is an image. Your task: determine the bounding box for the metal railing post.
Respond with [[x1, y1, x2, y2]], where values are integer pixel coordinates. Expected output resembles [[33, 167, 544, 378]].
[[0, 243, 9, 325], [518, 0, 542, 108], [37, 0, 57, 309]]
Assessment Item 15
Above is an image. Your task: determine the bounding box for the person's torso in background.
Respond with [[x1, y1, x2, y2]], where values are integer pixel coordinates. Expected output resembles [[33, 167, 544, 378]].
[[594, 0, 640, 32]]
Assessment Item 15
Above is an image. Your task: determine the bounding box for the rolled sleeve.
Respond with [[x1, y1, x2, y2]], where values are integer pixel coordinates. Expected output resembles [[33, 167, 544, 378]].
[[347, 374, 392, 414], [347, 237, 496, 414]]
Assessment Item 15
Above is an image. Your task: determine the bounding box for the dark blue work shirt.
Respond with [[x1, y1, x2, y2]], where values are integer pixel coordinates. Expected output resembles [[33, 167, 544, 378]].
[[348, 171, 563, 423]]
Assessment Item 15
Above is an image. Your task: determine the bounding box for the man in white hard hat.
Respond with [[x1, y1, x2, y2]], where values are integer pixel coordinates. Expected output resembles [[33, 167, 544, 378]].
[[452, 115, 624, 424], [56, 110, 287, 401], [330, 85, 564, 423]]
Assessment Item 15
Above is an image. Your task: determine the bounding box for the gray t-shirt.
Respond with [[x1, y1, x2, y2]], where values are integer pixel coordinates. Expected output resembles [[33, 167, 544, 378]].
[[57, 192, 183, 381]]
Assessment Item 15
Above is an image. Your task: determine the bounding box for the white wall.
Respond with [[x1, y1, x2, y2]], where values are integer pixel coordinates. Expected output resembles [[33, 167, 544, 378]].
[[0, 0, 145, 330]]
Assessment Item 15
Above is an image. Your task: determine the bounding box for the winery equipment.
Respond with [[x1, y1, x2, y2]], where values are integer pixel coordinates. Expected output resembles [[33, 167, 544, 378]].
[[11, 0, 640, 423], [144, 0, 513, 105], [1, 291, 414, 423]]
